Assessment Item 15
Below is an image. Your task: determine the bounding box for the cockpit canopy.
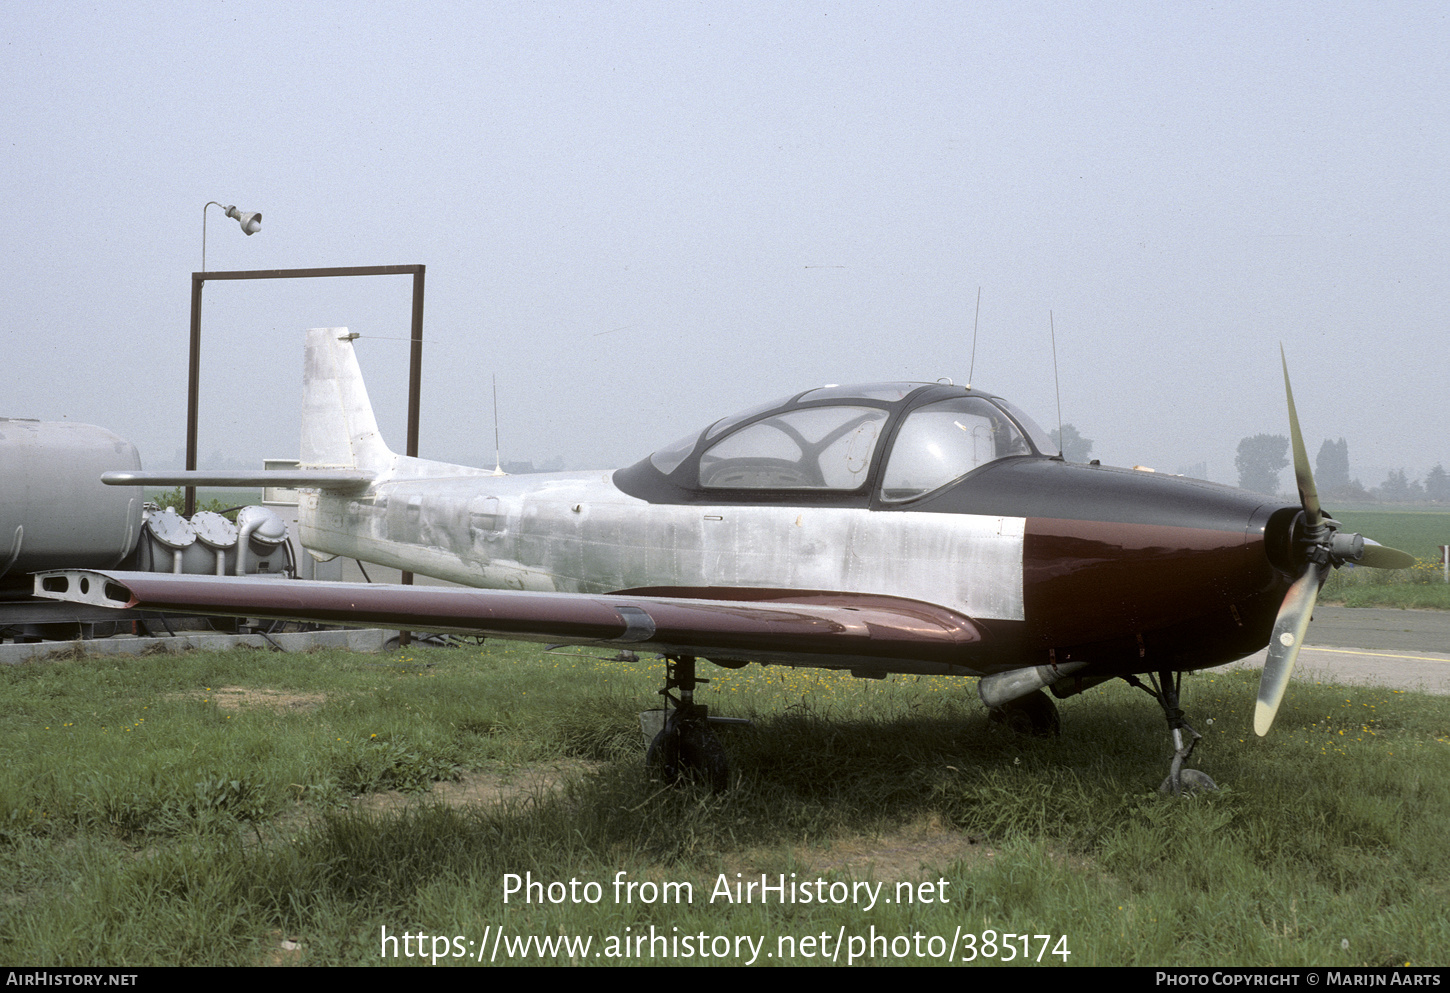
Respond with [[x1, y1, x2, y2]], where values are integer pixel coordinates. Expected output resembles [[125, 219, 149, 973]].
[[641, 382, 1056, 504]]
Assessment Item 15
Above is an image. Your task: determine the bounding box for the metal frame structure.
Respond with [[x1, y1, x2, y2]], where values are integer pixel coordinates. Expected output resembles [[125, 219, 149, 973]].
[[186, 264, 425, 601], [184, 263, 425, 506]]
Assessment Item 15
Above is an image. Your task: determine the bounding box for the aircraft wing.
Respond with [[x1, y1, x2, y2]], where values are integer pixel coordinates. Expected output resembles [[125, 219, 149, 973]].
[[33, 570, 987, 673]]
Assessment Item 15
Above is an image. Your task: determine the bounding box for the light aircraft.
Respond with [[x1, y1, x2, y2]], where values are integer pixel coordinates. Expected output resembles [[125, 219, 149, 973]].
[[36, 329, 1413, 793]]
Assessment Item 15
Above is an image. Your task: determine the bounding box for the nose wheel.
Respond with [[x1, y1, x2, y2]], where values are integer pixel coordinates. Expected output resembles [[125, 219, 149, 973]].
[[1125, 670, 1218, 796]]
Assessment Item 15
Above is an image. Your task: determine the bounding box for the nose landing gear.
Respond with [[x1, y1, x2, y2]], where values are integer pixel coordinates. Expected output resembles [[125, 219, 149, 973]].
[[1125, 669, 1218, 796]]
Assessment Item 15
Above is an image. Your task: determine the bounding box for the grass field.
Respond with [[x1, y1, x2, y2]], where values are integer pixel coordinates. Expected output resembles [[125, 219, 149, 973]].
[[0, 640, 1446, 967], [1314, 510, 1450, 609], [1330, 510, 1450, 561]]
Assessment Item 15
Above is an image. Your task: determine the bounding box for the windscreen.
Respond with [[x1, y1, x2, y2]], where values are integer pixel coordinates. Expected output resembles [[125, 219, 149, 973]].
[[880, 396, 1032, 502]]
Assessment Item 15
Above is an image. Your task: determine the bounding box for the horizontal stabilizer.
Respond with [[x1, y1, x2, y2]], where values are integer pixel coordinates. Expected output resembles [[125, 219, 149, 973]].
[[101, 470, 374, 492]]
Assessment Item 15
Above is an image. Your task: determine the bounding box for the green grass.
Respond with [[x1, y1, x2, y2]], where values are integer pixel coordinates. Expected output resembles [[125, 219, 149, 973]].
[[1320, 577, 1450, 610], [0, 643, 1446, 966], [1319, 554, 1450, 610], [1310, 510, 1450, 608], [1331, 510, 1450, 561]]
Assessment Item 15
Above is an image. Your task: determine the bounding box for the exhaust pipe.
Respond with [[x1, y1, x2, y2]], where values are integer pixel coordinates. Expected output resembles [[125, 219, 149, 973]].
[[978, 660, 1089, 708]]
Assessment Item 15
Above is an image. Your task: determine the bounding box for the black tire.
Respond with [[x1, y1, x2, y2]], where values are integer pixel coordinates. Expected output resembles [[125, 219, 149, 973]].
[[1159, 768, 1217, 796], [987, 690, 1061, 737], [647, 716, 729, 793]]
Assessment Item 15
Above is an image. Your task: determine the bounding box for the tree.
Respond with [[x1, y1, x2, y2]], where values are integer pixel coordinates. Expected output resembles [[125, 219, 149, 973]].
[[1376, 469, 1424, 503], [1315, 438, 1350, 492], [1334, 477, 1374, 504], [1426, 465, 1450, 503], [1049, 424, 1094, 462], [149, 486, 231, 516], [1235, 434, 1289, 495]]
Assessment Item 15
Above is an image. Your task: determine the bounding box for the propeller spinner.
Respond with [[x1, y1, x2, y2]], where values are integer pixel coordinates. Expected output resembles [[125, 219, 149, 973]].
[[1254, 350, 1415, 736]]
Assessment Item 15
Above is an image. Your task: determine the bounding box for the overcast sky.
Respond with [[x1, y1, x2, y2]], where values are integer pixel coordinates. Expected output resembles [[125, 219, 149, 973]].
[[4, 2, 1447, 490]]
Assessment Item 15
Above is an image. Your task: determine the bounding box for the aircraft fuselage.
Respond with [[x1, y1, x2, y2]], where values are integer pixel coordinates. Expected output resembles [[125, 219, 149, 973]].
[[299, 452, 1296, 678]]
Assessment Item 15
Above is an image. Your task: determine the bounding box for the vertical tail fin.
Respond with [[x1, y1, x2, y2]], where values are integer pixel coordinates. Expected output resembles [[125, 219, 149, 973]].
[[301, 328, 394, 470]]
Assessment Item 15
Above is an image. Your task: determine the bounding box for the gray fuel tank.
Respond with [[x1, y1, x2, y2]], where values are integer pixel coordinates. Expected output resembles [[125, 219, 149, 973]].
[[0, 419, 143, 585]]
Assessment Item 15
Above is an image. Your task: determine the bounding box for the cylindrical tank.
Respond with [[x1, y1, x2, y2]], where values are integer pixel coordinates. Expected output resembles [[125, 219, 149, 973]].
[[0, 419, 143, 586]]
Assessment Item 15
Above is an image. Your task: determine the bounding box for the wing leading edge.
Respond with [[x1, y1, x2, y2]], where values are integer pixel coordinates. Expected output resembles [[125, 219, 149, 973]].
[[33, 570, 988, 675]]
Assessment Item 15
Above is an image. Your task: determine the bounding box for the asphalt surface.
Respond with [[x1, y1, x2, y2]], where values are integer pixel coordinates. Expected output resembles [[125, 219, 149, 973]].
[[1229, 605, 1450, 696]]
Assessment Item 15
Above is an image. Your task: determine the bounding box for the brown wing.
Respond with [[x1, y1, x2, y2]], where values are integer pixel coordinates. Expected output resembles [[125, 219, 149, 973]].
[[33, 570, 987, 673]]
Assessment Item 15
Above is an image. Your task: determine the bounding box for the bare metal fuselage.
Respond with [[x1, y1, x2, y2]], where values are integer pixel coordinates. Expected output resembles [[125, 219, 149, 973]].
[[297, 448, 1291, 683], [300, 455, 1026, 625]]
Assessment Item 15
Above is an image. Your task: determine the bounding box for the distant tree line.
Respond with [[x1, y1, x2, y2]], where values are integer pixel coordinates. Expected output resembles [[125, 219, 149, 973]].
[[1234, 434, 1450, 503]]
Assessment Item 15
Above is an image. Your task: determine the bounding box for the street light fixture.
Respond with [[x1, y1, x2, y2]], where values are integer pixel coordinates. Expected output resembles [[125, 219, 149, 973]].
[[202, 200, 262, 271], [225, 204, 262, 234]]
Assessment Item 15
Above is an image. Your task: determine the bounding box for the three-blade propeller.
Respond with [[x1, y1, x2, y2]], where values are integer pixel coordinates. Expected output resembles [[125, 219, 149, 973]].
[[1255, 350, 1415, 736]]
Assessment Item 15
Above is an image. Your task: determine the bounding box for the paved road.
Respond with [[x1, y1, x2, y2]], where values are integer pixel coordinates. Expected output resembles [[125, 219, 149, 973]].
[[1307, 605, 1450, 653], [1228, 605, 1450, 695]]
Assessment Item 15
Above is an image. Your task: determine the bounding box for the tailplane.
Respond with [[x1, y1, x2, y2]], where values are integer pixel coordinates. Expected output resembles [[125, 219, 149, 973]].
[[102, 327, 385, 492]]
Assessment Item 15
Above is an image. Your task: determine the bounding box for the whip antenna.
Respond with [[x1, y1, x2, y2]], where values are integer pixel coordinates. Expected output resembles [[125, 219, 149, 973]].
[[1050, 310, 1063, 458], [967, 286, 981, 389], [491, 374, 506, 476]]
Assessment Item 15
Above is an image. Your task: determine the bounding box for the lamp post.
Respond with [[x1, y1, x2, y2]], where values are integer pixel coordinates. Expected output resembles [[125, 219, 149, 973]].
[[202, 201, 261, 272], [189, 200, 262, 515]]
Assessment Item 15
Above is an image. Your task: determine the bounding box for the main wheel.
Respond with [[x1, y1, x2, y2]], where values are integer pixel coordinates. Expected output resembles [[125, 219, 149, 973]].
[[987, 690, 1061, 737], [646, 715, 729, 793]]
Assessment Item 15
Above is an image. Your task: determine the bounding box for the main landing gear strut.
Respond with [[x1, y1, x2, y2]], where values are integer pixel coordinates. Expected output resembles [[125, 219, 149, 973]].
[[1124, 669, 1218, 796], [646, 654, 741, 793]]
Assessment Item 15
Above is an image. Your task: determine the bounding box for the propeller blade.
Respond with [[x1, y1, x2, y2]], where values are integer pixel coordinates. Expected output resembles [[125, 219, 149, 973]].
[[1256, 561, 1328, 736], [1359, 542, 1416, 570], [1280, 346, 1321, 529]]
